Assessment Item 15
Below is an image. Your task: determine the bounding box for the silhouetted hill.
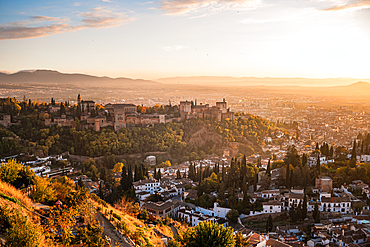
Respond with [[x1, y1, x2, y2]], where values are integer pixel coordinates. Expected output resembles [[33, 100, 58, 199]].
[[0, 70, 159, 88], [156, 76, 368, 87]]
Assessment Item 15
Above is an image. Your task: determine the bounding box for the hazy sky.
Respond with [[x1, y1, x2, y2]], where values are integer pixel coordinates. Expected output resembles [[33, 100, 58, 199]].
[[0, 0, 369, 79]]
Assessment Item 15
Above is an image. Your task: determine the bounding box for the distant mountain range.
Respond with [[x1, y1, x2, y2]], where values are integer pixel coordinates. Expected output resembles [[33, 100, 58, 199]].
[[0, 70, 159, 88], [0, 70, 370, 98], [156, 76, 369, 87]]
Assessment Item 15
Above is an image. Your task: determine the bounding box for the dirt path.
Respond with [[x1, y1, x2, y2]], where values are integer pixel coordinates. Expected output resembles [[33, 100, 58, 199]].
[[96, 212, 135, 247], [170, 224, 178, 239]]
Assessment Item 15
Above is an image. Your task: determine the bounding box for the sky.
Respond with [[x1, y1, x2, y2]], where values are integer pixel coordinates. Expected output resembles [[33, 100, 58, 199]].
[[0, 0, 369, 80]]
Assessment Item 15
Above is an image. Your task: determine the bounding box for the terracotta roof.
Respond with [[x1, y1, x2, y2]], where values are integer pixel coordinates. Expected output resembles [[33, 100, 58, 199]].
[[266, 238, 292, 247], [143, 200, 180, 211], [321, 197, 351, 203], [263, 201, 281, 206]]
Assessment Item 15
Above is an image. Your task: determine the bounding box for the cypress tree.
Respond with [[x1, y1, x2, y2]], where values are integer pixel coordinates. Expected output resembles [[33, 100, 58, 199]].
[[313, 203, 319, 222], [302, 153, 307, 167], [286, 164, 290, 189], [154, 168, 157, 180], [302, 194, 307, 219], [134, 165, 138, 181], [290, 169, 294, 189], [222, 163, 225, 182], [121, 166, 127, 190], [316, 155, 321, 175], [352, 140, 357, 159], [127, 165, 133, 189], [267, 159, 271, 177], [266, 215, 273, 232], [176, 169, 181, 179], [98, 181, 104, 198], [253, 173, 258, 192], [242, 185, 249, 208]]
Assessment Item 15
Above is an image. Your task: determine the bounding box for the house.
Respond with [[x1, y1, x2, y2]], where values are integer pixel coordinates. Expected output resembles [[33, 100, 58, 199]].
[[282, 192, 304, 210], [133, 179, 160, 194], [261, 189, 281, 199], [321, 197, 351, 214], [177, 207, 229, 227], [263, 200, 282, 214], [143, 200, 181, 218], [308, 153, 331, 167]]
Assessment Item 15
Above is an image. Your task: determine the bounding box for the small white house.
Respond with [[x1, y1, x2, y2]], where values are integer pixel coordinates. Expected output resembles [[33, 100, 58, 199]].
[[262, 201, 282, 214]]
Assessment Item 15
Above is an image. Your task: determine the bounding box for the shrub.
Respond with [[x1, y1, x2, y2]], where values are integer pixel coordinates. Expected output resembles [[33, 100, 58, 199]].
[[112, 212, 122, 221]]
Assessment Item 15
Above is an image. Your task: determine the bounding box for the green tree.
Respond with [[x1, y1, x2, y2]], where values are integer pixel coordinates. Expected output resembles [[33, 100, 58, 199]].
[[76, 223, 105, 247], [176, 169, 181, 179], [0, 159, 23, 185], [46, 205, 78, 246], [0, 204, 43, 247], [226, 209, 240, 223], [284, 146, 301, 167], [181, 221, 235, 247], [30, 176, 56, 204]]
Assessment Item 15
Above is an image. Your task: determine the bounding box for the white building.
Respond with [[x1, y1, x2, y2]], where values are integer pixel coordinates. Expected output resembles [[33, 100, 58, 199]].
[[320, 197, 351, 214], [261, 189, 280, 199], [262, 201, 282, 214], [133, 179, 160, 194]]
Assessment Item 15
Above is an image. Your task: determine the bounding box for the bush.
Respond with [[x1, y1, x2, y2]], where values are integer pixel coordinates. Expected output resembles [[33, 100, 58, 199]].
[[0, 204, 43, 247], [226, 209, 240, 223], [113, 212, 122, 221]]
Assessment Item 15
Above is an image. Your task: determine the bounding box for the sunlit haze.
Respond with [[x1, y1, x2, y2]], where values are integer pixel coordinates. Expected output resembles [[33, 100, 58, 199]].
[[0, 0, 369, 80]]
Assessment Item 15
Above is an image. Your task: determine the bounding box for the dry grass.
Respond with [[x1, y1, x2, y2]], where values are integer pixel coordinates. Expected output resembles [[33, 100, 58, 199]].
[[93, 200, 167, 246], [0, 180, 33, 208], [0, 198, 55, 247]]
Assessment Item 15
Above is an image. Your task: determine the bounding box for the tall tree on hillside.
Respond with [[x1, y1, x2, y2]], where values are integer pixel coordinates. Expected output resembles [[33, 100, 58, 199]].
[[302, 153, 308, 167], [242, 185, 249, 208], [302, 194, 307, 220], [352, 140, 357, 159], [329, 146, 334, 157], [313, 203, 320, 223], [286, 164, 290, 189], [127, 165, 133, 189], [316, 155, 321, 175], [253, 173, 258, 192], [121, 166, 128, 190], [284, 146, 301, 167], [176, 169, 181, 179], [266, 215, 273, 232], [266, 159, 271, 177], [134, 165, 138, 182]]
